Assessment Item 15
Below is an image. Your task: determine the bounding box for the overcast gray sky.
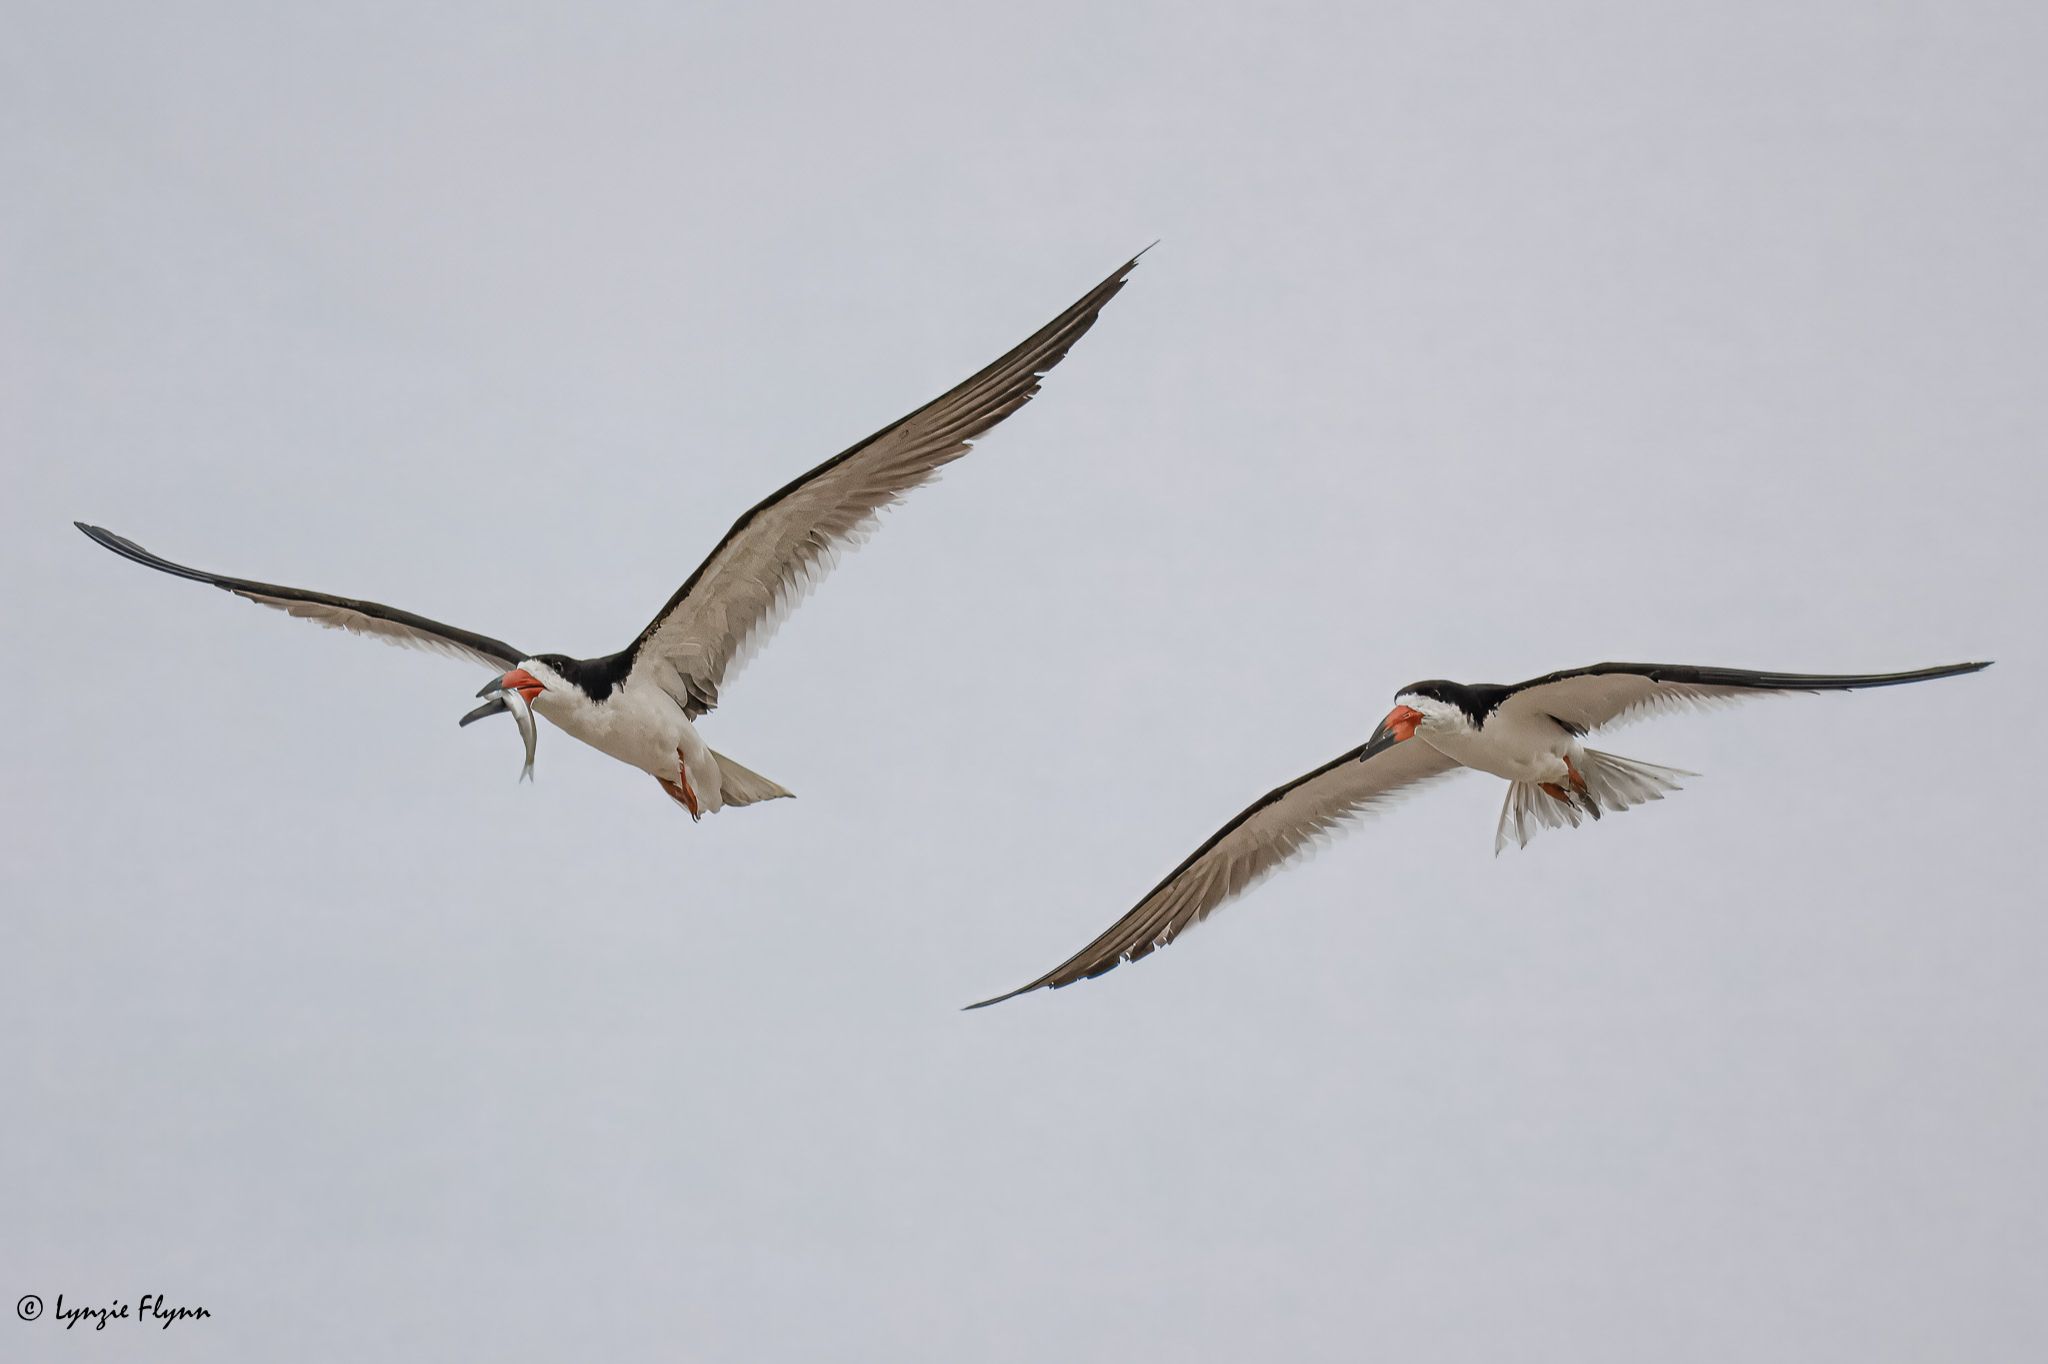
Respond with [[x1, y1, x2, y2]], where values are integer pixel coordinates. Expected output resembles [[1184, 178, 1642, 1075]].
[[4, 2, 2044, 1360]]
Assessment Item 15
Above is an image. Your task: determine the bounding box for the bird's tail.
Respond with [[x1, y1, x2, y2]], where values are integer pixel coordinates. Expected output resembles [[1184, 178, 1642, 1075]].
[[708, 749, 795, 808], [1494, 749, 1694, 854]]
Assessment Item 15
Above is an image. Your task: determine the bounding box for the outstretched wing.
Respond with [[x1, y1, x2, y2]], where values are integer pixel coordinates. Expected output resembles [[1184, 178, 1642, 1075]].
[[1492, 660, 1991, 735], [621, 252, 1145, 717], [75, 522, 525, 671], [968, 737, 1463, 1008]]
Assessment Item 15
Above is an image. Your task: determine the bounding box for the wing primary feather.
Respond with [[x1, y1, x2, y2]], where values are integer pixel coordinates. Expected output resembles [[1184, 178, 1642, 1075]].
[[1528, 660, 1993, 692], [1494, 659, 1992, 735], [74, 522, 526, 669]]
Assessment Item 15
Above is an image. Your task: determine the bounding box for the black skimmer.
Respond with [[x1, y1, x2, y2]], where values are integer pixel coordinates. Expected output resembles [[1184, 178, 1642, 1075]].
[[76, 252, 1143, 819], [969, 659, 1990, 1006]]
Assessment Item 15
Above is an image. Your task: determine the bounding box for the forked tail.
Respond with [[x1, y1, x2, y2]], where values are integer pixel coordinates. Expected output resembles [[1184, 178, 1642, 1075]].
[[708, 750, 794, 808], [1495, 749, 1695, 854], [655, 749, 794, 820]]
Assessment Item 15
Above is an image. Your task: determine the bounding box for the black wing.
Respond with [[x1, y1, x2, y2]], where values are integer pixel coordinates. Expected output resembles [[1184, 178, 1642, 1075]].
[[1494, 660, 1992, 733], [75, 523, 525, 671]]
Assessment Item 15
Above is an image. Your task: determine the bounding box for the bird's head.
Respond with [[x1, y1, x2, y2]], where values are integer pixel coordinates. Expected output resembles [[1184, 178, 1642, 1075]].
[[1394, 681, 1477, 732], [1362, 681, 1474, 758]]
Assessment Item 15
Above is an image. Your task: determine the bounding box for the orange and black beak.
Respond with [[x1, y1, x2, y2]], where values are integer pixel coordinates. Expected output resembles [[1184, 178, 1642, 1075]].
[[499, 668, 545, 703], [1358, 704, 1425, 761]]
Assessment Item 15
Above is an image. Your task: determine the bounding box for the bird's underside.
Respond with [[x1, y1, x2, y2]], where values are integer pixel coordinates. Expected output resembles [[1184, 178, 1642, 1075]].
[[1492, 746, 1695, 853], [969, 658, 1991, 1007], [74, 250, 1144, 813]]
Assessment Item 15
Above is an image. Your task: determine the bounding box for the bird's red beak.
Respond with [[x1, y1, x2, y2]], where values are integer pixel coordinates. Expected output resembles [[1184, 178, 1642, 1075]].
[[1384, 704, 1423, 742], [502, 668, 545, 703]]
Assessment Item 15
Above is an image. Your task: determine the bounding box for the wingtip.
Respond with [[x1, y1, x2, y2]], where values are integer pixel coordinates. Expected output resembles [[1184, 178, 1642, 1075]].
[[74, 521, 128, 551], [961, 984, 1033, 1011], [74, 521, 124, 553], [1100, 243, 1158, 282]]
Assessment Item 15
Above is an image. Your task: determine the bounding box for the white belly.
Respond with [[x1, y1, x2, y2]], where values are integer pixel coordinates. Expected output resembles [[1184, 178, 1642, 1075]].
[[1422, 711, 1575, 784], [533, 680, 723, 806]]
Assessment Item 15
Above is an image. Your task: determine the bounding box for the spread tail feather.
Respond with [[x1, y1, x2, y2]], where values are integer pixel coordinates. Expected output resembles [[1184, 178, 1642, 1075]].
[[709, 749, 794, 808], [1494, 749, 1695, 854]]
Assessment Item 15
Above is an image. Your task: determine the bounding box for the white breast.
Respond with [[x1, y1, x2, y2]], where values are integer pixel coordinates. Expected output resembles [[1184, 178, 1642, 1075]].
[[536, 678, 703, 786], [1422, 708, 1575, 784]]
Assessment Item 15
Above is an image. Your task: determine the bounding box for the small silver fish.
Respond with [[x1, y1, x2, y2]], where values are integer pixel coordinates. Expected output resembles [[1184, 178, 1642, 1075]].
[[503, 685, 538, 782], [458, 685, 539, 782]]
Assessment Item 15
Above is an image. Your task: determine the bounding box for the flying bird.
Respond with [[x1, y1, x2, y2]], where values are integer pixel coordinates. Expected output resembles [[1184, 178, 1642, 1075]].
[[969, 659, 1990, 1007], [77, 252, 1143, 818]]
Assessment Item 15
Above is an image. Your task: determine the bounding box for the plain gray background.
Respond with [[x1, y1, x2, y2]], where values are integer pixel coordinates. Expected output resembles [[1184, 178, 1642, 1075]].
[[4, 2, 2043, 1359]]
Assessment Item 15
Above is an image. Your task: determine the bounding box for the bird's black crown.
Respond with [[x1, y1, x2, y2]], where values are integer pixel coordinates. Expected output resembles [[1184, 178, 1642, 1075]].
[[1395, 678, 1508, 728], [532, 651, 633, 702]]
